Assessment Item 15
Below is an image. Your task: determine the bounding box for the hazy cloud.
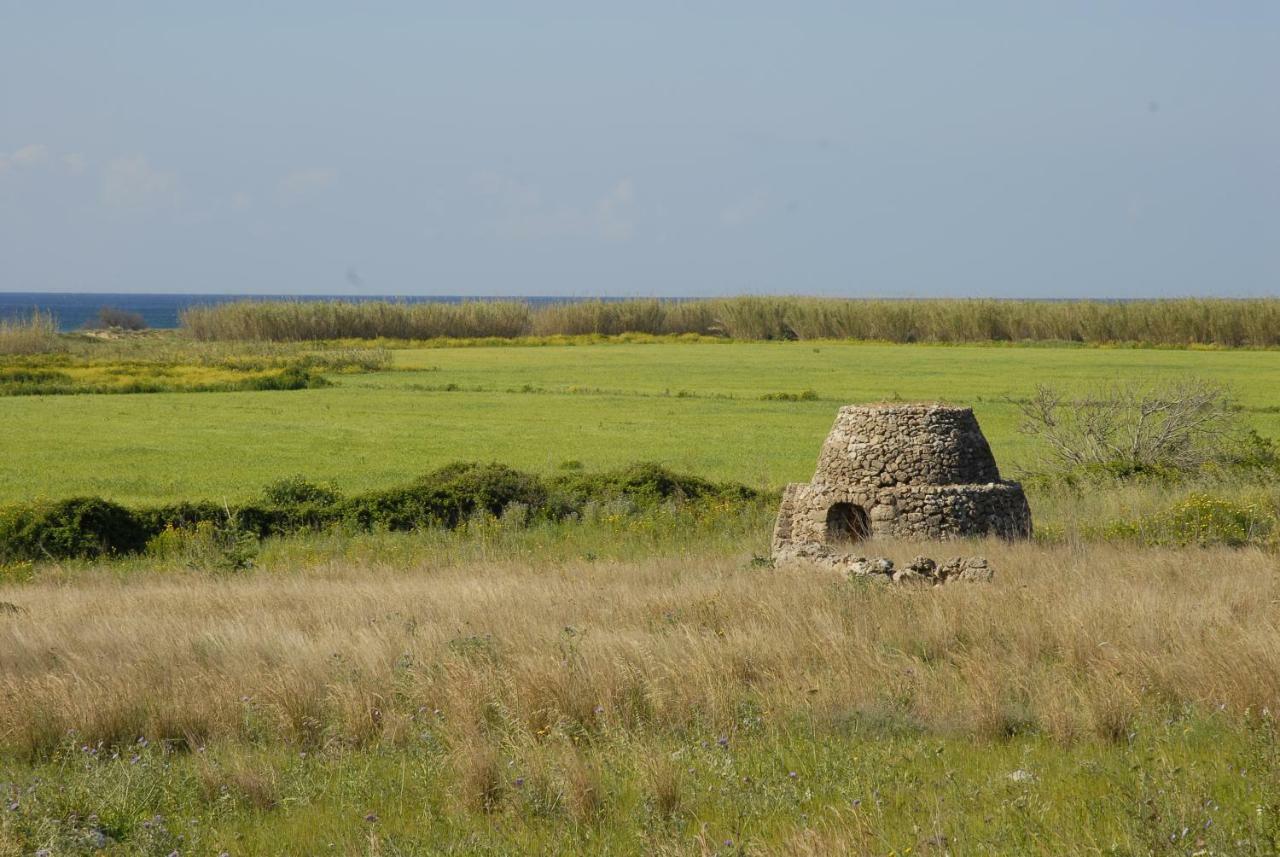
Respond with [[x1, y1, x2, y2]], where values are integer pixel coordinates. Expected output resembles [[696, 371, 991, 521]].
[[230, 190, 253, 211], [277, 167, 337, 203], [100, 155, 179, 209], [9, 144, 50, 169], [475, 171, 636, 241], [0, 144, 58, 177]]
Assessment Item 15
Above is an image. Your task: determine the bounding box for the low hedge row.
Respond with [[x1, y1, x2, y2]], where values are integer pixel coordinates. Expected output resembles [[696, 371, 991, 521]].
[[0, 462, 760, 563]]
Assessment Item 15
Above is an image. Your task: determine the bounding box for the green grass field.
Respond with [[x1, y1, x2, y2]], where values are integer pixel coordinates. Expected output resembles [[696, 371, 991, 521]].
[[4, 341, 1279, 505]]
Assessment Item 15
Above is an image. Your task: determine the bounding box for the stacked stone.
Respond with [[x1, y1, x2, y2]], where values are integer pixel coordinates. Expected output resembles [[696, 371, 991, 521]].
[[772, 403, 1032, 559], [815, 404, 1001, 488]]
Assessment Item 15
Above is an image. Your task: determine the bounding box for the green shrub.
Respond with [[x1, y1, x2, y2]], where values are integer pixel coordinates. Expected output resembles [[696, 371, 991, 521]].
[[341, 463, 554, 531], [1096, 493, 1277, 548], [260, 477, 339, 508], [134, 501, 227, 534], [0, 498, 149, 562], [146, 520, 258, 571], [254, 477, 343, 534], [760, 389, 819, 402], [0, 463, 763, 565], [551, 462, 757, 506], [240, 365, 329, 391]]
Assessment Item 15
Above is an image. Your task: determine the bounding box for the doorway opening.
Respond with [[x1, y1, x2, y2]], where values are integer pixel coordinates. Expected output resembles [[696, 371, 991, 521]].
[[825, 502, 870, 544]]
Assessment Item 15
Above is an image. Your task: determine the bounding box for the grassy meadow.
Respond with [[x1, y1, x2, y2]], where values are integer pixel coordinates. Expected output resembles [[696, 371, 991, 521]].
[[4, 340, 1280, 505], [4, 332, 1280, 854], [5, 538, 1280, 854]]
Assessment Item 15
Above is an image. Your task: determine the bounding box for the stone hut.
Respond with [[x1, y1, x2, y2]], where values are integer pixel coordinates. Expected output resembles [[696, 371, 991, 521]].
[[772, 403, 1031, 558]]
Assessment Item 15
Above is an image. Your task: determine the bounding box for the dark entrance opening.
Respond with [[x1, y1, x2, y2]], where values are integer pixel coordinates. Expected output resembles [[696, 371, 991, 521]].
[[825, 502, 870, 543]]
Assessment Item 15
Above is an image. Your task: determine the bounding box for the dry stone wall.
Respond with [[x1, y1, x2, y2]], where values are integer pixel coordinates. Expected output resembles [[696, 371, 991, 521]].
[[773, 403, 1031, 559]]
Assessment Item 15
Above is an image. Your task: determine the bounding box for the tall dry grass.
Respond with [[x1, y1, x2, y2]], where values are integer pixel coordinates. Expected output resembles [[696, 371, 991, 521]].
[[180, 297, 1280, 346], [180, 300, 531, 342], [2, 540, 1278, 758], [0, 310, 61, 355]]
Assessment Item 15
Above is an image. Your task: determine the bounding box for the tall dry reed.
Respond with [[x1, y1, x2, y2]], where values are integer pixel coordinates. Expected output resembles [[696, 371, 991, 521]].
[[181, 300, 531, 342], [0, 310, 60, 355], [180, 297, 1280, 346], [3, 540, 1278, 758]]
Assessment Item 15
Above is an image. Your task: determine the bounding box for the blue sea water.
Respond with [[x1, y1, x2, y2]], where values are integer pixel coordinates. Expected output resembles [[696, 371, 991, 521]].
[[0, 292, 587, 332]]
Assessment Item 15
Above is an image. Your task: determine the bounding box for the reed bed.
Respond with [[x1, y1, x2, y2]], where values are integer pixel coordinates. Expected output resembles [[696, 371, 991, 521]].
[[3, 539, 1278, 758], [181, 297, 1280, 346], [0, 311, 60, 355], [181, 300, 531, 342]]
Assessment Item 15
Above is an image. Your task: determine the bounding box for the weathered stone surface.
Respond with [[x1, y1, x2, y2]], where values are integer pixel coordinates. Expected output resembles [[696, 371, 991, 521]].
[[850, 556, 894, 577], [940, 556, 994, 583], [907, 555, 938, 577], [772, 403, 1032, 562], [892, 568, 930, 585]]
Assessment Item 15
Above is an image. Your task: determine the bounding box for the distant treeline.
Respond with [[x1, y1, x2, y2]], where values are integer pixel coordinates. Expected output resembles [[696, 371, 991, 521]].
[[180, 297, 1280, 347]]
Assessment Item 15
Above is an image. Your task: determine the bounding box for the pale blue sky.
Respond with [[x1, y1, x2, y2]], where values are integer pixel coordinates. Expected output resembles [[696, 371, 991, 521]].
[[1, 3, 1276, 296]]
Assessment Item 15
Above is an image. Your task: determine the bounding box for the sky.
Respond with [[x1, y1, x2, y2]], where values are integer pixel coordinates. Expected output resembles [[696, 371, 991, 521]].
[[0, 2, 1277, 297]]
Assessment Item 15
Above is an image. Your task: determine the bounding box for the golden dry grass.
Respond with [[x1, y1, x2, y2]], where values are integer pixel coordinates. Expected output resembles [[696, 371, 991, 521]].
[[2, 540, 1279, 759], [0, 310, 60, 356]]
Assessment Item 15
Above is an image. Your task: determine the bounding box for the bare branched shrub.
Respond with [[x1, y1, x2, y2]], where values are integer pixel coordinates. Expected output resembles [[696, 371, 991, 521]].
[[84, 306, 147, 331], [1016, 378, 1267, 480]]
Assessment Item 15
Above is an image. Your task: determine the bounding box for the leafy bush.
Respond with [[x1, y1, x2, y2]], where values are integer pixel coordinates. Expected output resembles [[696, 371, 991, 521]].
[[146, 520, 259, 571], [1096, 493, 1276, 548], [551, 462, 757, 507], [261, 477, 340, 507], [341, 462, 553, 531], [134, 501, 231, 534], [0, 498, 149, 562], [255, 477, 342, 534]]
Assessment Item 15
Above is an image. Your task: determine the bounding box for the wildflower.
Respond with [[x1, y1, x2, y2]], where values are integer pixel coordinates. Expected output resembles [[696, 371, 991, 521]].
[[716, 735, 729, 749], [364, 811, 378, 823], [514, 777, 525, 788], [788, 771, 797, 779]]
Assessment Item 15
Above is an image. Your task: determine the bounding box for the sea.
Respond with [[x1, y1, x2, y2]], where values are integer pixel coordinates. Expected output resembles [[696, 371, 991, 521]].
[[0, 292, 590, 332]]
